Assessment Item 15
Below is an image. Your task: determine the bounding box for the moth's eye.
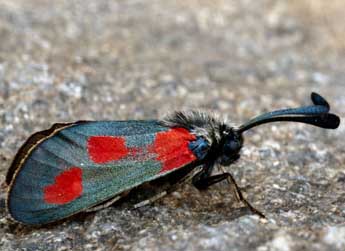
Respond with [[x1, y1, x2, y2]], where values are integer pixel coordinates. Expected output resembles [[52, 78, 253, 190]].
[[223, 138, 241, 154]]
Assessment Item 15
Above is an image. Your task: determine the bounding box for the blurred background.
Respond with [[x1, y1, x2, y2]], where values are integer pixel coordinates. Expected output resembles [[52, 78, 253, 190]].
[[0, 1, 344, 251]]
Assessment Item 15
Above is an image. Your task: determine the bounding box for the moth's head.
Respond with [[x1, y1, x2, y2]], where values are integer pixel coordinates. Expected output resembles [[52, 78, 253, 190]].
[[219, 129, 243, 165]]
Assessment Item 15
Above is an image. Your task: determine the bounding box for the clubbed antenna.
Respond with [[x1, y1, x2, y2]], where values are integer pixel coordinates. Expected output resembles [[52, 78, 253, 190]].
[[237, 92, 340, 133]]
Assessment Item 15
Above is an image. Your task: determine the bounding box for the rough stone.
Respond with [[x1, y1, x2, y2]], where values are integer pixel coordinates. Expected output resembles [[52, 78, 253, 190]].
[[0, 0, 345, 250]]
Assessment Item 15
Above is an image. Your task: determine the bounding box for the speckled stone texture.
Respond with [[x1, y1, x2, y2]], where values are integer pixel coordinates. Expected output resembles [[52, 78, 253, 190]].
[[0, 0, 345, 250]]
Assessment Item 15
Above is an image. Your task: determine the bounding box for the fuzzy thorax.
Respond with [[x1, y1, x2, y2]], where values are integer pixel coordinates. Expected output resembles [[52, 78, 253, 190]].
[[161, 110, 232, 145]]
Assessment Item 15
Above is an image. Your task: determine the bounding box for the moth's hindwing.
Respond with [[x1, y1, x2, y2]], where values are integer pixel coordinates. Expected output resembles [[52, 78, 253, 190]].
[[7, 121, 201, 225]]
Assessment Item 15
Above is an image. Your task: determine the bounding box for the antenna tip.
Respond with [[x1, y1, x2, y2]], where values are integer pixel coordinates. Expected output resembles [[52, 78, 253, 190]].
[[327, 113, 341, 129], [311, 92, 330, 109]]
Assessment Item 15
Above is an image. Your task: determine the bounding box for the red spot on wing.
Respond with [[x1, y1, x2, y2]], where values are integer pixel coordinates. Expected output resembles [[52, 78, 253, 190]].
[[87, 136, 129, 164], [151, 128, 197, 173], [44, 167, 83, 205]]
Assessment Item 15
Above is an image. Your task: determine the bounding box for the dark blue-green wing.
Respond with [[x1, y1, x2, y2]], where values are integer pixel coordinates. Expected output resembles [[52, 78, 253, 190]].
[[7, 121, 202, 225]]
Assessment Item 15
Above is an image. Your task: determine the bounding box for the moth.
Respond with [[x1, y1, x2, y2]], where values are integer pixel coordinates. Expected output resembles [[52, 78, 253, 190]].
[[5, 92, 340, 225]]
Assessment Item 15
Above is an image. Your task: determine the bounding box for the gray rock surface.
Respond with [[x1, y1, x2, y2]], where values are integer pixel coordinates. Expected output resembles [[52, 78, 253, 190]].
[[0, 0, 345, 250]]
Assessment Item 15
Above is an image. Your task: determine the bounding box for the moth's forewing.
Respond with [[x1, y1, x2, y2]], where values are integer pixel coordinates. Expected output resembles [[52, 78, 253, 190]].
[[6, 121, 201, 225], [6, 122, 75, 185]]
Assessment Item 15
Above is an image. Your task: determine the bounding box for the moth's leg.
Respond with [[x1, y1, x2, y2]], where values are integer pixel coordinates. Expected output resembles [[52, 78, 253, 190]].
[[192, 170, 266, 218], [84, 190, 131, 212], [192, 164, 240, 203], [192, 162, 214, 190], [133, 190, 168, 209], [84, 195, 122, 212], [225, 172, 266, 218], [219, 166, 241, 203]]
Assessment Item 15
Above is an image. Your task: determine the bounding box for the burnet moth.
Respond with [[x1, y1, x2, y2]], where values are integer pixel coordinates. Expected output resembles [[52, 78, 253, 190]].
[[5, 92, 340, 225]]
